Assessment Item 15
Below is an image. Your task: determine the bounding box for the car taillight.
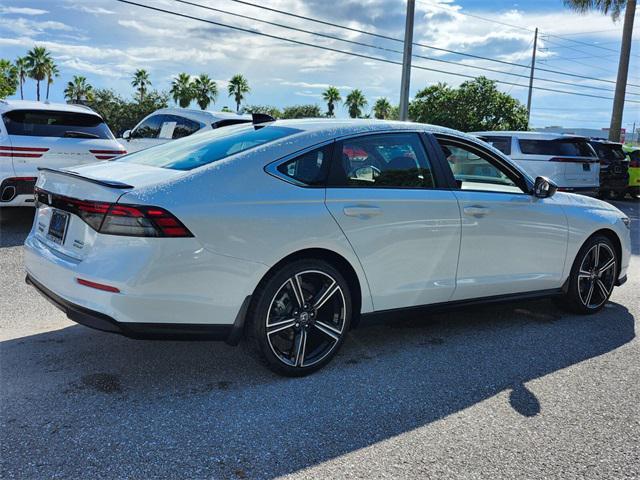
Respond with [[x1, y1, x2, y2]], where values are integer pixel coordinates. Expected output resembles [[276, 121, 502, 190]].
[[630, 158, 640, 168], [35, 189, 193, 237], [100, 204, 192, 237]]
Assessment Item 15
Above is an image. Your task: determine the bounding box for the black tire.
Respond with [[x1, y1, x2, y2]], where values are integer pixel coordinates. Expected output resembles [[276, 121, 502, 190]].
[[245, 259, 352, 377], [559, 234, 618, 314]]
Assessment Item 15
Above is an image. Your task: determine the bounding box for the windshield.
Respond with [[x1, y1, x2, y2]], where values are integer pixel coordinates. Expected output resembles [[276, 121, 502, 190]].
[[119, 124, 301, 170], [519, 138, 595, 157], [3, 109, 113, 139], [590, 142, 626, 161]]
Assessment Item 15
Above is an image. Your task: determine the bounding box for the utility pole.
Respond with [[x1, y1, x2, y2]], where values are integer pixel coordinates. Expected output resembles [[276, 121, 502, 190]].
[[526, 27, 538, 125], [609, 0, 636, 142], [399, 0, 415, 121]]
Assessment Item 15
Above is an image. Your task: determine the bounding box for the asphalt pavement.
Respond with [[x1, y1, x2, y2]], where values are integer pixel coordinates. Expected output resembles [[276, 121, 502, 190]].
[[0, 200, 638, 479]]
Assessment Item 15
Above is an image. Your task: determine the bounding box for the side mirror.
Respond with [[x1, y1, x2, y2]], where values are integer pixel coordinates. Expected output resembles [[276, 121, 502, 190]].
[[533, 176, 557, 199], [122, 130, 131, 141]]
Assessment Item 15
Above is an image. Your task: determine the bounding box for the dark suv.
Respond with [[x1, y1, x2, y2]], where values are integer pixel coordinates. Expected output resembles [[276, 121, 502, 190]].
[[588, 139, 630, 199]]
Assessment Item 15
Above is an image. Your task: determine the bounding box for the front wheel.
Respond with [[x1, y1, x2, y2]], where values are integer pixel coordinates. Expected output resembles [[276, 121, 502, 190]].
[[560, 235, 618, 314], [245, 259, 352, 376]]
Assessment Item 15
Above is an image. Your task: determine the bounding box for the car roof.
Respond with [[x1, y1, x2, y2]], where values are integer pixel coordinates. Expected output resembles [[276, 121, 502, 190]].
[[259, 118, 477, 141], [149, 107, 251, 124], [588, 138, 622, 146], [471, 130, 587, 141], [0, 99, 101, 116]]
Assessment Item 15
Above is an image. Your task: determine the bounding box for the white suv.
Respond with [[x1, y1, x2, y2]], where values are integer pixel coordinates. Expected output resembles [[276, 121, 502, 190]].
[[472, 131, 600, 195], [119, 108, 251, 153], [1, 100, 125, 207]]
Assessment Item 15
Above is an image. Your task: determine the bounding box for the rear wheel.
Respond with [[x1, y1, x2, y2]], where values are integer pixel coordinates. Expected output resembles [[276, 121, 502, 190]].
[[246, 259, 352, 376], [560, 235, 618, 314]]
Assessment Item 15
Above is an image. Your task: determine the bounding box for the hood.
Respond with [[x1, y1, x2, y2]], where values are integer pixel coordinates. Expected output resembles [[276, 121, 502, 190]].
[[554, 192, 624, 215]]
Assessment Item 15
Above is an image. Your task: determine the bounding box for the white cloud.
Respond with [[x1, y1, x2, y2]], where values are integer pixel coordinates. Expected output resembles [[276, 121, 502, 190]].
[[0, 7, 47, 15]]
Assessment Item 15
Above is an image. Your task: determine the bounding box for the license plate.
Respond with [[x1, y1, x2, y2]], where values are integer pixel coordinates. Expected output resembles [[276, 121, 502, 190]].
[[582, 163, 591, 171], [47, 210, 70, 245]]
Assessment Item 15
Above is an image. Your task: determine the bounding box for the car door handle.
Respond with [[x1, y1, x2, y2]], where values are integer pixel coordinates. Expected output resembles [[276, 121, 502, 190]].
[[463, 205, 490, 217], [343, 205, 382, 217]]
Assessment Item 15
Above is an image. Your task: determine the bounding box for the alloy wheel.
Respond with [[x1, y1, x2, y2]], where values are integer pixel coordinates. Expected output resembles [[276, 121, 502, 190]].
[[577, 242, 616, 309], [265, 270, 346, 368]]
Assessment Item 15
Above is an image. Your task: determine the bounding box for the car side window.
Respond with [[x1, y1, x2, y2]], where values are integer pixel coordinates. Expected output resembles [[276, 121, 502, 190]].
[[132, 115, 163, 139], [277, 144, 332, 186], [479, 136, 511, 155], [331, 133, 435, 188], [438, 140, 524, 194], [170, 115, 202, 139]]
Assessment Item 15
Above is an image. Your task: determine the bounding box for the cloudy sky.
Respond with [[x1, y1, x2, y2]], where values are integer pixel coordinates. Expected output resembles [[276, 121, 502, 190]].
[[1, 0, 638, 131]]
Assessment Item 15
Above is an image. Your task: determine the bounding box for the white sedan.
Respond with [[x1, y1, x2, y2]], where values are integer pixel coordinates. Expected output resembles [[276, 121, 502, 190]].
[[24, 119, 631, 376]]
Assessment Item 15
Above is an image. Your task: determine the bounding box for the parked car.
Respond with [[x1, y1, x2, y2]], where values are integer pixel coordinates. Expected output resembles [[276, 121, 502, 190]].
[[586, 139, 630, 199], [472, 131, 600, 195], [25, 119, 630, 376], [0, 100, 125, 207], [119, 108, 252, 153], [622, 144, 640, 198]]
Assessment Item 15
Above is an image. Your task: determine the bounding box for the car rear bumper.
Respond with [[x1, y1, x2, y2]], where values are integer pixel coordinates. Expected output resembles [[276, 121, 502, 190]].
[[26, 273, 250, 344], [23, 221, 268, 337]]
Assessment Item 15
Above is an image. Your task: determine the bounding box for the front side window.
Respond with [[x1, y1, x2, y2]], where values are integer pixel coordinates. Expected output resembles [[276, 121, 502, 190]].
[[119, 124, 301, 171], [438, 140, 523, 194], [277, 145, 332, 186], [3, 110, 113, 139], [332, 133, 435, 188], [519, 138, 595, 157]]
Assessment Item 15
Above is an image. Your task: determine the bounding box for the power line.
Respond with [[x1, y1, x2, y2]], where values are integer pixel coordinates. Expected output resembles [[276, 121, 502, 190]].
[[218, 0, 640, 88], [114, 0, 640, 104], [553, 28, 622, 36], [415, 0, 640, 58], [168, 0, 639, 97]]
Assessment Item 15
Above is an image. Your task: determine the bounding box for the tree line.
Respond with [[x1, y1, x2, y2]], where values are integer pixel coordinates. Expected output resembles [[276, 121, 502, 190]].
[[0, 45, 528, 134]]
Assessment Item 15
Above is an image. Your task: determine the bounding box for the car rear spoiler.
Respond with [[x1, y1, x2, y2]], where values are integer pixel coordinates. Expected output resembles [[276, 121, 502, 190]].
[[37, 167, 134, 189]]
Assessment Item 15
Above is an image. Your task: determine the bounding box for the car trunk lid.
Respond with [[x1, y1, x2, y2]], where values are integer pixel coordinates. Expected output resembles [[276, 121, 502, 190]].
[[33, 162, 185, 259]]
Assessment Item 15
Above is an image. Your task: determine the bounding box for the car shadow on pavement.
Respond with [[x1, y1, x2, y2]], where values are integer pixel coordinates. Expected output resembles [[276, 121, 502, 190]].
[[1, 297, 634, 479], [0, 207, 34, 248]]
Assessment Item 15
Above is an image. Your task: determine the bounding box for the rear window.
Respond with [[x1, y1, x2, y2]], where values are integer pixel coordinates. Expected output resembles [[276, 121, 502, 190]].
[[119, 124, 301, 171], [589, 142, 626, 161], [3, 109, 113, 139], [518, 138, 595, 157], [479, 136, 511, 155]]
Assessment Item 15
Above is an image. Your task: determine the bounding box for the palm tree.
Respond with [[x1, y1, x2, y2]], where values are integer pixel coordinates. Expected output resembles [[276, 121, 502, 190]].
[[64, 75, 94, 103], [45, 61, 59, 101], [563, 0, 636, 142], [131, 69, 151, 102], [15, 57, 28, 100], [25, 46, 53, 101], [373, 97, 392, 119], [322, 86, 341, 117], [192, 74, 217, 110], [170, 73, 193, 108], [227, 74, 250, 112], [344, 89, 368, 118]]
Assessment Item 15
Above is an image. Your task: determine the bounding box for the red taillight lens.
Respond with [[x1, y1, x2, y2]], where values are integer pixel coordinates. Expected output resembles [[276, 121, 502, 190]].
[[100, 205, 192, 237], [77, 278, 120, 293], [35, 189, 193, 238]]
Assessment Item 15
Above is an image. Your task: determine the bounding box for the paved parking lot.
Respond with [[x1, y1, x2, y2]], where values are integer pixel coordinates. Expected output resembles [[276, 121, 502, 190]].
[[1, 200, 638, 479]]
